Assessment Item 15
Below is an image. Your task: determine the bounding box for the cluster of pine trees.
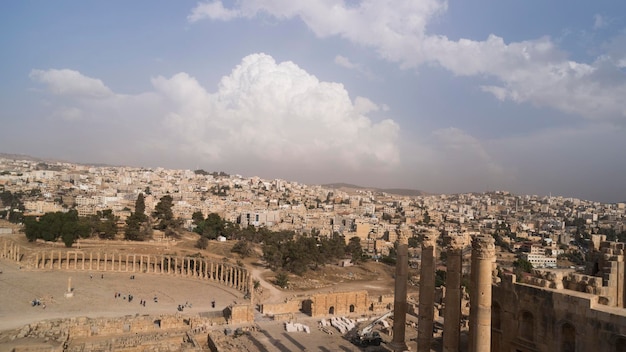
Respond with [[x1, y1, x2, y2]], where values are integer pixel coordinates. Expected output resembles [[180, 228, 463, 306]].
[[23, 209, 117, 247]]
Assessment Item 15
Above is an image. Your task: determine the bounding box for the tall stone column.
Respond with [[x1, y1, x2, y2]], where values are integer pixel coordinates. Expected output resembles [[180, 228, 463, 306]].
[[443, 235, 465, 352], [418, 229, 438, 352], [390, 226, 410, 351], [469, 235, 495, 352]]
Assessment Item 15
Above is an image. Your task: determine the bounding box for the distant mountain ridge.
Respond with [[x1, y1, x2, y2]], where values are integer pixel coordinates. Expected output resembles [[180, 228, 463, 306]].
[[322, 183, 427, 197]]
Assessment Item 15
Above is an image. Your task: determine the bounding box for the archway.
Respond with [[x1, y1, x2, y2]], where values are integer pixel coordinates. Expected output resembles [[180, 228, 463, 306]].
[[519, 311, 534, 341], [561, 322, 575, 352], [492, 302, 501, 330], [616, 337, 626, 352], [349, 304, 355, 313], [329, 306, 335, 315]]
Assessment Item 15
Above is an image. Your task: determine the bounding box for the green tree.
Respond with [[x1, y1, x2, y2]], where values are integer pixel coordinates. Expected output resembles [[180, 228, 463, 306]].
[[274, 272, 289, 289], [196, 236, 208, 249], [203, 213, 224, 239], [423, 210, 431, 225], [513, 258, 533, 275], [231, 240, 252, 258], [153, 195, 174, 230], [134, 193, 146, 221], [408, 236, 420, 248], [346, 236, 365, 263]]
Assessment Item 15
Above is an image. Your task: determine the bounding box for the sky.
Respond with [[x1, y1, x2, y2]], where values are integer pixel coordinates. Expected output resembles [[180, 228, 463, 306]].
[[1, 1, 625, 203]]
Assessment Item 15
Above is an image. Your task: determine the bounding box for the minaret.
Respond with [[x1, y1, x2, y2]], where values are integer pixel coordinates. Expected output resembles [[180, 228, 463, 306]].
[[389, 226, 410, 351]]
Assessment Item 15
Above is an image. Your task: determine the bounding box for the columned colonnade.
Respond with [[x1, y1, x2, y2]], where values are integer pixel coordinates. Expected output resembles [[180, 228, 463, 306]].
[[415, 232, 496, 352], [0, 239, 250, 294]]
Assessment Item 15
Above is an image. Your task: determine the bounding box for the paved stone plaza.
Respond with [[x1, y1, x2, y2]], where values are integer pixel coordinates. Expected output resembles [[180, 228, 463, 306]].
[[0, 259, 243, 332]]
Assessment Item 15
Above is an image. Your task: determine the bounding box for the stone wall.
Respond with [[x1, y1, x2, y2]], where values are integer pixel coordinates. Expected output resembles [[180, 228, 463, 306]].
[[308, 290, 369, 317], [492, 273, 626, 352], [227, 304, 254, 324], [260, 299, 302, 316], [0, 313, 220, 352]]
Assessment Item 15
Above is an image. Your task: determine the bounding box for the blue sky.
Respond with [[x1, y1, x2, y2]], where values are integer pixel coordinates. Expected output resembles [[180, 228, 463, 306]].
[[1, 1, 625, 202]]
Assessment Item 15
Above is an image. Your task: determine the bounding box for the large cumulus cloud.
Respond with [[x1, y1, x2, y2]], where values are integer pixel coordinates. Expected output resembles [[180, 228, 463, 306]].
[[30, 53, 400, 177]]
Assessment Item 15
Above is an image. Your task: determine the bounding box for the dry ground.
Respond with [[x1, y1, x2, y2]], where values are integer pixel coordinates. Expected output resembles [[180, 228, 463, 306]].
[[0, 226, 403, 330]]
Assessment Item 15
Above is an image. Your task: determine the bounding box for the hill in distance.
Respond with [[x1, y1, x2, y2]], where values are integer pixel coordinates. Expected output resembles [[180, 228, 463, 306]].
[[323, 183, 428, 197]]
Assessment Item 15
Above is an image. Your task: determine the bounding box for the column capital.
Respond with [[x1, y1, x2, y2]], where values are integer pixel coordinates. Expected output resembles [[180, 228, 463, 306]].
[[398, 225, 411, 245], [471, 235, 495, 259], [446, 235, 466, 252], [422, 229, 439, 248]]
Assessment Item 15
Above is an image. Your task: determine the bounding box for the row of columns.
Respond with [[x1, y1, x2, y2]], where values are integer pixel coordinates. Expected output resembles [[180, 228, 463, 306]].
[[27, 249, 250, 293], [1, 239, 21, 262], [415, 231, 495, 352]]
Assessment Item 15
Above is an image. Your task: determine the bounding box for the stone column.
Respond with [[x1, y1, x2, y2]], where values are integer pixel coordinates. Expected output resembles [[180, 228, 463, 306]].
[[89, 252, 93, 270], [58, 251, 62, 269], [469, 235, 495, 352], [443, 235, 465, 352], [174, 257, 178, 275], [104, 253, 108, 271], [418, 229, 438, 352], [390, 226, 410, 351]]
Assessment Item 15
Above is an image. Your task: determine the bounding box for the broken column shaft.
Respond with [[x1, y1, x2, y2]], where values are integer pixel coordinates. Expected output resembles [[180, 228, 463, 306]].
[[417, 229, 438, 352]]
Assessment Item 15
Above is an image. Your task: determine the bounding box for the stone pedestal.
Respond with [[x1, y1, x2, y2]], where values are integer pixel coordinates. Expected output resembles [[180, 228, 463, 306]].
[[417, 229, 438, 352], [469, 235, 495, 352], [64, 277, 74, 298], [443, 235, 465, 352]]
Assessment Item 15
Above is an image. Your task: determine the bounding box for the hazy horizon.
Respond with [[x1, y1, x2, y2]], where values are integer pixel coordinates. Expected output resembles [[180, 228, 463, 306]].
[[1, 1, 625, 203]]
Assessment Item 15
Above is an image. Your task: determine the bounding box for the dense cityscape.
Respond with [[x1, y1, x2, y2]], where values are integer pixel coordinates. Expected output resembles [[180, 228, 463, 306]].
[[1, 156, 625, 264]]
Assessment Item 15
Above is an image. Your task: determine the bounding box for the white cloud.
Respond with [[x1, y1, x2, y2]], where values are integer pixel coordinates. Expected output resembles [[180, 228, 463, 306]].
[[30, 53, 400, 174], [334, 55, 377, 79], [29, 69, 113, 98], [188, 1, 626, 121], [188, 1, 241, 22], [593, 14, 607, 30], [50, 107, 84, 121], [334, 55, 357, 70], [154, 53, 400, 168]]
